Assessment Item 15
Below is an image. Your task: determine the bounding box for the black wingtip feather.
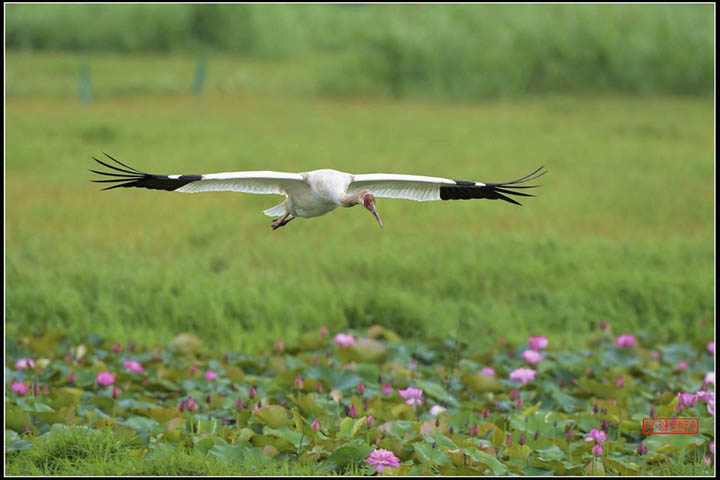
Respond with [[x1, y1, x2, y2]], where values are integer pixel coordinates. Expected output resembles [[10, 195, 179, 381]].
[[90, 154, 201, 192], [103, 152, 145, 174], [93, 156, 140, 176], [440, 165, 546, 205]]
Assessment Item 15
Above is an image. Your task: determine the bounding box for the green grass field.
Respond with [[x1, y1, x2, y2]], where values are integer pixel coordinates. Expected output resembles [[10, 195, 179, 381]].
[[4, 52, 715, 475], [6, 53, 714, 352]]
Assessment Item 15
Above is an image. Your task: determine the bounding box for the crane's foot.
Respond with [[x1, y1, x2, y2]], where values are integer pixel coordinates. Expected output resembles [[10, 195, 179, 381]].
[[271, 215, 295, 230]]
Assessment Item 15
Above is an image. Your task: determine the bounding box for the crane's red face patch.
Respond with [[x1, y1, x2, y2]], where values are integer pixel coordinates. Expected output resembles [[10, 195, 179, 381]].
[[362, 192, 376, 209]]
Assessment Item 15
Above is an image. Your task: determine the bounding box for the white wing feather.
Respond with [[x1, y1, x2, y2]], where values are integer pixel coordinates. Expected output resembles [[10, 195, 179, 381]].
[[348, 174, 462, 202], [175, 171, 305, 195]]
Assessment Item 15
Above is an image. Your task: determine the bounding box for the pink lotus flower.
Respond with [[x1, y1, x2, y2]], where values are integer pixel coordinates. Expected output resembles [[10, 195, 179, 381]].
[[677, 392, 697, 408], [179, 396, 199, 413], [528, 336, 548, 350], [615, 376, 625, 388], [294, 375, 304, 389], [319, 326, 329, 336], [275, 339, 284, 352], [637, 442, 648, 455], [112, 387, 121, 398], [11, 381, 29, 396], [112, 343, 122, 353], [14, 358, 35, 370], [650, 350, 660, 361], [366, 415, 376, 426], [479, 366, 496, 378], [705, 455, 712, 466], [709, 342, 715, 355], [366, 448, 401, 473], [398, 387, 423, 406], [312, 418, 321, 432], [615, 334, 637, 348], [96, 371, 115, 386], [585, 429, 607, 444], [696, 391, 715, 416], [430, 405, 446, 416], [249, 385, 257, 398], [696, 391, 714, 403], [522, 349, 544, 364], [710, 442, 715, 455], [592, 443, 603, 457], [205, 370, 219, 381], [381, 383, 393, 395], [334, 333, 355, 347], [509, 367, 536, 384], [186, 396, 199, 412], [123, 360, 144, 373], [675, 361, 687, 372], [357, 382, 366, 395], [705, 372, 715, 385], [236, 398, 244, 410]]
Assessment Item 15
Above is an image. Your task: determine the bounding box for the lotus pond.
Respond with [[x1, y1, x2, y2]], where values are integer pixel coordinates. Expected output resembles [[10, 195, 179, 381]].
[[5, 324, 715, 476]]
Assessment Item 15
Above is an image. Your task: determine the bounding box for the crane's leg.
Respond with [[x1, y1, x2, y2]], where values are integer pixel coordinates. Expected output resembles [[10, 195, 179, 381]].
[[271, 214, 295, 230]]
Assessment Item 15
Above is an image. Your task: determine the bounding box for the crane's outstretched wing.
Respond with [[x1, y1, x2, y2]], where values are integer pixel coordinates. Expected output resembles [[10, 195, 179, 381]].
[[347, 166, 545, 206], [90, 153, 305, 195]]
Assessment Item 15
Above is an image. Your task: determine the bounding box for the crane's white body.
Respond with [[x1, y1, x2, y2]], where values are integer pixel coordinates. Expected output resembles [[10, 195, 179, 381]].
[[286, 169, 353, 218], [91, 154, 545, 229]]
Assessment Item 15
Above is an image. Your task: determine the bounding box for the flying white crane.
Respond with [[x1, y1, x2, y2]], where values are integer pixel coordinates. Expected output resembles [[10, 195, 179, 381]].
[[91, 153, 545, 230]]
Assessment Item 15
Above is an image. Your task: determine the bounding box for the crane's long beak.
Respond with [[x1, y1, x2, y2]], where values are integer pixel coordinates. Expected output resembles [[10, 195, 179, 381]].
[[368, 204, 383, 229], [362, 193, 383, 229]]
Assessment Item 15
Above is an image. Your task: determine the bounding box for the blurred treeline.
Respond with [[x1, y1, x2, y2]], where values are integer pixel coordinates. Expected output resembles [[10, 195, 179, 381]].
[[6, 3, 714, 100]]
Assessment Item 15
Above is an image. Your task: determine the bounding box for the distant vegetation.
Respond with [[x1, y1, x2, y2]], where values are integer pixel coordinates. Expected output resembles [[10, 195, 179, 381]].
[[5, 4, 714, 100]]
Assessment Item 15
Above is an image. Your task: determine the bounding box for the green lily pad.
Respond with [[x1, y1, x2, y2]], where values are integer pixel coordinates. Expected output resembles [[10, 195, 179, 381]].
[[253, 404, 291, 429]]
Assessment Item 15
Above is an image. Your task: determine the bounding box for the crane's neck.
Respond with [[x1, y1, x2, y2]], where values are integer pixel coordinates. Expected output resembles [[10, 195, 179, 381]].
[[342, 189, 383, 228], [340, 189, 370, 207]]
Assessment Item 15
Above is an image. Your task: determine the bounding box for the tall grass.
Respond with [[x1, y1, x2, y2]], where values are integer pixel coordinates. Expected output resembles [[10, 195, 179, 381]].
[[5, 4, 714, 99], [6, 425, 350, 475]]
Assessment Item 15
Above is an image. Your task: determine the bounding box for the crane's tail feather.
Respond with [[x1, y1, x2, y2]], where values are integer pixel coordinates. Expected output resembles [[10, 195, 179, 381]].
[[440, 165, 546, 205], [263, 201, 288, 217]]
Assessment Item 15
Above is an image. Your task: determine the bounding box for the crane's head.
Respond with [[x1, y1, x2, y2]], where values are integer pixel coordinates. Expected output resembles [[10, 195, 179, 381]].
[[361, 191, 383, 229]]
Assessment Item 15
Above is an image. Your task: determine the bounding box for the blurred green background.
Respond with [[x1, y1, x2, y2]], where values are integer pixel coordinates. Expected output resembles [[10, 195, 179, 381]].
[[5, 4, 714, 352]]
